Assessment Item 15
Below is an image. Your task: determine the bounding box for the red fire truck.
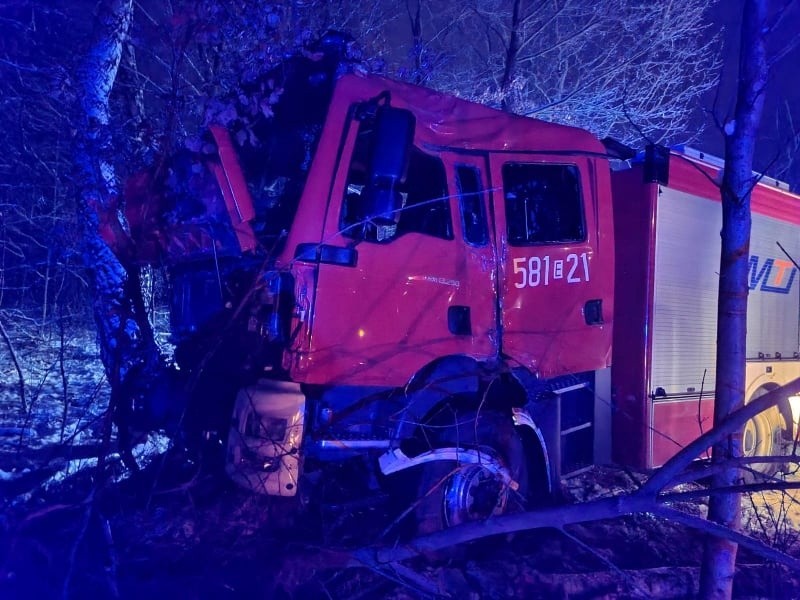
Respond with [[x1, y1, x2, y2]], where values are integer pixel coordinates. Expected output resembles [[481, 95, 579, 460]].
[[119, 54, 800, 531]]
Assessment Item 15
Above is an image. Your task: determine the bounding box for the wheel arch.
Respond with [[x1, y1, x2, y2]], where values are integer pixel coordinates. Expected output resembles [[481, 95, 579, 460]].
[[746, 380, 791, 444], [747, 377, 790, 419], [394, 355, 498, 442], [393, 356, 558, 500]]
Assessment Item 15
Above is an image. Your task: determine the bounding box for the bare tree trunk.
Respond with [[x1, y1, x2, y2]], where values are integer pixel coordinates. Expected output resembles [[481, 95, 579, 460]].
[[500, 0, 521, 112], [73, 0, 158, 468], [699, 1, 768, 598], [406, 0, 424, 84]]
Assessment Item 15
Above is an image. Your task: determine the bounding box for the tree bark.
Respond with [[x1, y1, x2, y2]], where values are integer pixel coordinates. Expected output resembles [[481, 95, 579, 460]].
[[73, 0, 159, 467], [699, 1, 769, 598], [500, 0, 522, 112]]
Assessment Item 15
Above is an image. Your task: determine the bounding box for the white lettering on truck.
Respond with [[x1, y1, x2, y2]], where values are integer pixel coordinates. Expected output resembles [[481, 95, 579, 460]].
[[513, 252, 590, 288]]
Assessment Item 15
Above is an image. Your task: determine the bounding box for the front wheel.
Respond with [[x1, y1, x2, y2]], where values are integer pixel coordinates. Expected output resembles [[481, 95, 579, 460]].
[[415, 410, 529, 535]]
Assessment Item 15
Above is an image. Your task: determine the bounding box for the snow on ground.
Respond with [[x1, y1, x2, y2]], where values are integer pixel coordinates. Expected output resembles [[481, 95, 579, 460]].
[[0, 323, 107, 442], [0, 319, 172, 504]]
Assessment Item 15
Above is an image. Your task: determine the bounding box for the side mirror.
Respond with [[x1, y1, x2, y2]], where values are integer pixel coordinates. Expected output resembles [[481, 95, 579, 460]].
[[643, 144, 670, 185], [363, 106, 415, 225]]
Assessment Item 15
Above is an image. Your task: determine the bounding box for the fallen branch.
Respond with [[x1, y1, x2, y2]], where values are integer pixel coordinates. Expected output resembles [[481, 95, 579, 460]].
[[660, 480, 800, 503], [642, 377, 800, 495], [670, 454, 800, 486], [371, 494, 651, 563], [651, 505, 800, 569], [365, 380, 800, 572], [367, 489, 800, 572]]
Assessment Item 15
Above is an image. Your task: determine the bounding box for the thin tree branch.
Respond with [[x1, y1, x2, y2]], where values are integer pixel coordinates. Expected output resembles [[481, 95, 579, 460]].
[[653, 505, 800, 570]]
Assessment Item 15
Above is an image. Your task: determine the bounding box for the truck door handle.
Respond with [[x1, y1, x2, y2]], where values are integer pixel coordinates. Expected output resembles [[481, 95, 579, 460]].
[[584, 299, 603, 325], [448, 305, 472, 335], [294, 243, 358, 267]]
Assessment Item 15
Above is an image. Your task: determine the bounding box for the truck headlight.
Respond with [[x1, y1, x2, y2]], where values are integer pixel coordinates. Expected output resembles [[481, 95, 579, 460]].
[[245, 413, 288, 441]]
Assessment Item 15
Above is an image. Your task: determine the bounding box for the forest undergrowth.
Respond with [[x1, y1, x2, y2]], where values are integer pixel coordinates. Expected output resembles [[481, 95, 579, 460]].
[[1, 317, 799, 599]]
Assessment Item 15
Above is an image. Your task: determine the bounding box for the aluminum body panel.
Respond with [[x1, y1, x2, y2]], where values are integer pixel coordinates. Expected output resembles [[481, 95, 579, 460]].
[[651, 188, 800, 396], [611, 153, 800, 469]]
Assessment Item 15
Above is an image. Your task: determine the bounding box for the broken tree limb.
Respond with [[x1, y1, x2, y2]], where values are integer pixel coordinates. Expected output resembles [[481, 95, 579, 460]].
[[365, 378, 800, 572], [653, 505, 800, 571], [372, 494, 653, 563], [670, 454, 800, 486], [368, 487, 800, 572], [641, 377, 800, 495], [660, 480, 800, 503]]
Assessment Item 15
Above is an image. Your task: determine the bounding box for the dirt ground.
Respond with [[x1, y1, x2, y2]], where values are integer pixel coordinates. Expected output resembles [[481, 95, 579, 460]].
[[2, 324, 800, 599], [3, 454, 798, 599]]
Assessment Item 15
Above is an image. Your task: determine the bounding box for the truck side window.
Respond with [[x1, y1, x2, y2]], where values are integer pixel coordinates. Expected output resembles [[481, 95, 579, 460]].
[[503, 163, 585, 245], [456, 165, 488, 247], [341, 137, 453, 242]]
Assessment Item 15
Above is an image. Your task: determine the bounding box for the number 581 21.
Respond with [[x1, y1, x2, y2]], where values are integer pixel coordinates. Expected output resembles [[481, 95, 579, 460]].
[[512, 252, 589, 288]]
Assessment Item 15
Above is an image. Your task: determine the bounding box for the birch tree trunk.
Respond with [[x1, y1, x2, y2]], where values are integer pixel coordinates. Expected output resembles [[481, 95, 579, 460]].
[[699, 1, 769, 597], [74, 0, 159, 467]]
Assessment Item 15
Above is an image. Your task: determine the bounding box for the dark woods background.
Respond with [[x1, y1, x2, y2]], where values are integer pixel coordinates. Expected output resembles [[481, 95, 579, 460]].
[[1, 2, 799, 598], [2, 0, 798, 345]]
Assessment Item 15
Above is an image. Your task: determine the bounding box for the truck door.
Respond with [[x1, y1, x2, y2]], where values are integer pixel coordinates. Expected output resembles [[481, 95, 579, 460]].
[[296, 124, 498, 386], [488, 154, 613, 379]]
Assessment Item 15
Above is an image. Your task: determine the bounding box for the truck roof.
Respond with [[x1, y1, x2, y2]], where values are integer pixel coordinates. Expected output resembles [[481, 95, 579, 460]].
[[333, 73, 607, 158], [666, 149, 800, 225]]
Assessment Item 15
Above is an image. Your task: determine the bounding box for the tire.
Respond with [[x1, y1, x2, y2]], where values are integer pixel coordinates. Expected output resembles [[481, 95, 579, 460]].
[[414, 410, 529, 536], [741, 405, 786, 481]]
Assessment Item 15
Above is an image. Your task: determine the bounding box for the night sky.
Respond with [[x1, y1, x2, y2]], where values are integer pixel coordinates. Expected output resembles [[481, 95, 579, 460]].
[[698, 0, 800, 177]]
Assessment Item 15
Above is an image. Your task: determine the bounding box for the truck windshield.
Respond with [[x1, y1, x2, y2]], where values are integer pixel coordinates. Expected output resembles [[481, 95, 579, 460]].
[[230, 122, 316, 245], [340, 126, 453, 243]]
